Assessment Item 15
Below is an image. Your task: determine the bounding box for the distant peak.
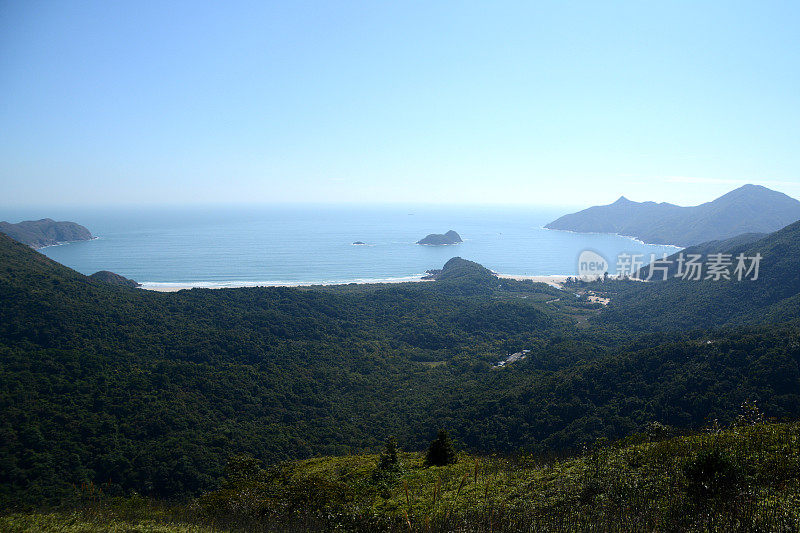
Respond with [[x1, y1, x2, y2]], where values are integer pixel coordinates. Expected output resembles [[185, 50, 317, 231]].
[[714, 183, 794, 203], [730, 184, 769, 194], [612, 196, 632, 204]]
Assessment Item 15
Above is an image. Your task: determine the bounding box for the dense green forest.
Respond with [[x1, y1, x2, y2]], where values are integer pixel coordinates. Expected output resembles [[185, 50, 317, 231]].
[[594, 219, 800, 331], [3, 218, 800, 520]]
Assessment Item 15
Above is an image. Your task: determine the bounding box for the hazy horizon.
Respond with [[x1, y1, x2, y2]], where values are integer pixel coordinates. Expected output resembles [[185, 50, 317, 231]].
[[2, 2, 800, 207], [2, 182, 798, 218]]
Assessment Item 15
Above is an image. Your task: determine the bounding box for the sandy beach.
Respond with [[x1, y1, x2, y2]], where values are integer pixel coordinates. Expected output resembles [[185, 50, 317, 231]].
[[139, 285, 191, 292], [138, 277, 433, 292], [140, 273, 571, 292], [495, 274, 570, 288]]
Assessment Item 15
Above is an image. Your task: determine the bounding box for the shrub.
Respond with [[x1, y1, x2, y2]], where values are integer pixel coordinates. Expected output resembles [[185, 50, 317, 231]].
[[683, 447, 741, 502]]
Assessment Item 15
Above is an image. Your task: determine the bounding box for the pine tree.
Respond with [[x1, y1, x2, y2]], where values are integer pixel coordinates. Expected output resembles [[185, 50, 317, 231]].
[[425, 429, 457, 466], [378, 436, 399, 471]]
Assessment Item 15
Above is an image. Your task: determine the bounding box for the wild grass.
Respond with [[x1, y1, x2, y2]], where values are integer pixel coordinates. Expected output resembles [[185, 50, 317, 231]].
[[5, 420, 800, 532]]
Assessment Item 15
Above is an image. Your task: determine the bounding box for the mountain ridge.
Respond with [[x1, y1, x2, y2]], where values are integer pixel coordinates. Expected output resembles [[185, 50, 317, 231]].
[[546, 184, 800, 246]]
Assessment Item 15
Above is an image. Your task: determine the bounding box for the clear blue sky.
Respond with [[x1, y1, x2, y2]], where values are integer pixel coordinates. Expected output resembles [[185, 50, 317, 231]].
[[2, 1, 799, 207]]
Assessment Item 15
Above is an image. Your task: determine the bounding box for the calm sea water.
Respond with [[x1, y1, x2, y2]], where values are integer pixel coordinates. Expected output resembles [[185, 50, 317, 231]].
[[2, 205, 679, 288]]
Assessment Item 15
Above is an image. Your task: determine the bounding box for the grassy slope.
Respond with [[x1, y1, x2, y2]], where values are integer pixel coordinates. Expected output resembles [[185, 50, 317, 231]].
[[0, 512, 214, 533], [5, 422, 800, 532], [198, 422, 800, 530]]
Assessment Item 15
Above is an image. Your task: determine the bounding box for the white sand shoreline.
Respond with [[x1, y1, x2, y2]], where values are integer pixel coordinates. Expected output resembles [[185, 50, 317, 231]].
[[139, 276, 432, 292], [541, 227, 683, 249], [139, 273, 572, 292], [495, 274, 571, 288]]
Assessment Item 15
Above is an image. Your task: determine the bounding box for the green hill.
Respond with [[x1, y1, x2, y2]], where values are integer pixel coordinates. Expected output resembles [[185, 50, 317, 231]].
[[596, 219, 800, 331], [3, 230, 800, 517], [0, 233, 585, 504], [88, 270, 140, 288]]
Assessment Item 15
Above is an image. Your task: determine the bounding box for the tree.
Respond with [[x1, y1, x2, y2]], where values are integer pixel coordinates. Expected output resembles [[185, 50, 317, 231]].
[[377, 436, 399, 471], [223, 454, 264, 486], [425, 430, 457, 466]]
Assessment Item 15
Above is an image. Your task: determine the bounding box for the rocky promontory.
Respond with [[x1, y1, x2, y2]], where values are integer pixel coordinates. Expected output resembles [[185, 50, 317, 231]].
[[0, 218, 93, 248]]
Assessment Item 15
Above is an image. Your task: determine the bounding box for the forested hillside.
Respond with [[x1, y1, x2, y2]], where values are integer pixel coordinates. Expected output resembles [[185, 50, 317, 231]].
[[0, 235, 594, 505], [596, 219, 800, 331], [2, 228, 800, 509]]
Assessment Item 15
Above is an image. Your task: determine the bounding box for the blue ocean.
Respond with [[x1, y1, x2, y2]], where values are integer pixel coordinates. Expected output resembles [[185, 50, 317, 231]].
[[2, 205, 679, 288]]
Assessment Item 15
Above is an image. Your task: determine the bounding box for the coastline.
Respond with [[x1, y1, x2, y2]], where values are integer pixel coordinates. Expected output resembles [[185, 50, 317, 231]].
[[139, 273, 572, 292], [541, 227, 683, 249], [139, 275, 432, 292], [36, 236, 99, 250], [495, 273, 570, 288]]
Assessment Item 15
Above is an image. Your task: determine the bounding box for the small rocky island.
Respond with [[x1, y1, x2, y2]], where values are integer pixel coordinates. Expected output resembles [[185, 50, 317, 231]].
[[416, 230, 462, 246], [0, 218, 93, 248], [352, 241, 367, 245], [89, 271, 141, 288]]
